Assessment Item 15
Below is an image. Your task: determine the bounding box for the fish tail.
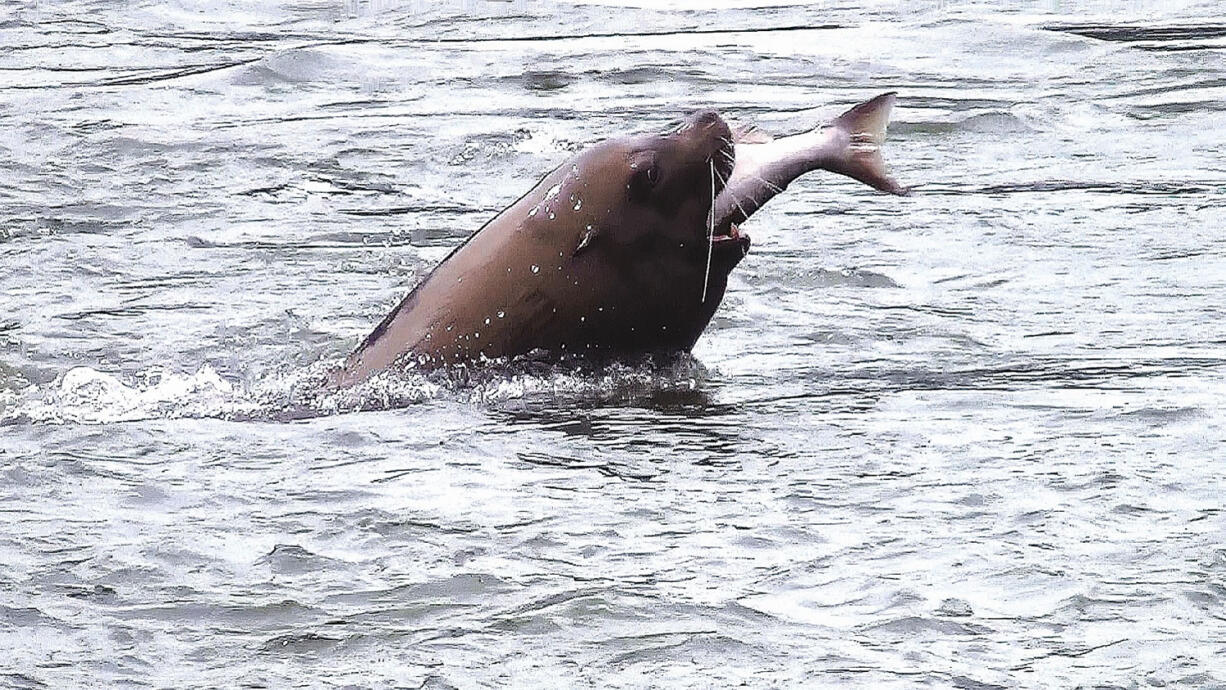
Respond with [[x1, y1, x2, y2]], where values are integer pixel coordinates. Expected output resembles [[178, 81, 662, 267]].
[[829, 92, 910, 196]]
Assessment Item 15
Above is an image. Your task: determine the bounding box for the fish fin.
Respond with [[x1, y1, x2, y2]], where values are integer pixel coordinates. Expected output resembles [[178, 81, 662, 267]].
[[829, 92, 910, 196], [730, 122, 774, 145]]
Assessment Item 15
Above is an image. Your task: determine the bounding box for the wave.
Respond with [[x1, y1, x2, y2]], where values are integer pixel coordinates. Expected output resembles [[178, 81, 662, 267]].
[[1, 354, 715, 426]]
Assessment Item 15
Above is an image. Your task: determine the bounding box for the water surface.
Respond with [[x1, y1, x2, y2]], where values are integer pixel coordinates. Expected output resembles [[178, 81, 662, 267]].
[[2, 1, 1225, 687]]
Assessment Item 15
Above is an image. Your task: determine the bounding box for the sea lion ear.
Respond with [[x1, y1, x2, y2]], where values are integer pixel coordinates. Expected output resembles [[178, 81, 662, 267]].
[[572, 225, 598, 256], [627, 150, 659, 199]]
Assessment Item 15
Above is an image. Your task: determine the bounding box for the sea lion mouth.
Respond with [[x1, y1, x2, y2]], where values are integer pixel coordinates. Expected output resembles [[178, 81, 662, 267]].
[[710, 222, 750, 263]]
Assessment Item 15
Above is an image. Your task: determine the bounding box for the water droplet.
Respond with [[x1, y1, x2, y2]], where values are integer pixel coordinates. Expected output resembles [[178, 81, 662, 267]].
[[484, 317, 491, 325], [446, 325, 453, 332], [573, 198, 582, 211], [548, 212, 555, 220], [529, 207, 538, 217], [531, 265, 540, 274], [579, 316, 586, 322], [497, 310, 505, 318]]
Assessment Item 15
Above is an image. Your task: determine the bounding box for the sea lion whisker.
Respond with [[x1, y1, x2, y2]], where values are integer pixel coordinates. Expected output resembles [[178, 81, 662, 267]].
[[716, 136, 735, 166], [747, 170, 784, 194], [710, 164, 742, 214], [701, 159, 715, 304], [714, 165, 752, 225]]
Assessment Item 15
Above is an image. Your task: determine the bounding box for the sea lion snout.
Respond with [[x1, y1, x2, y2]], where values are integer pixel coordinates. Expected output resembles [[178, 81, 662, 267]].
[[684, 109, 732, 145], [689, 109, 723, 129], [678, 110, 735, 191]]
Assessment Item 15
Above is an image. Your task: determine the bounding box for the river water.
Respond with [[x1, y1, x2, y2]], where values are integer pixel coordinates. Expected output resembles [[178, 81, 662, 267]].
[[2, 0, 1225, 687]]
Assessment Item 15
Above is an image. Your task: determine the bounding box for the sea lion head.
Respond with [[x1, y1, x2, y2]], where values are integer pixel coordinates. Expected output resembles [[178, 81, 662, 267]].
[[522, 109, 752, 354], [569, 109, 740, 258]]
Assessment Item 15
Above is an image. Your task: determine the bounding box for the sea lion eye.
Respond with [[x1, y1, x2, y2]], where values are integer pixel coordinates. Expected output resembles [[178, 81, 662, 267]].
[[630, 163, 660, 197], [645, 165, 660, 186]]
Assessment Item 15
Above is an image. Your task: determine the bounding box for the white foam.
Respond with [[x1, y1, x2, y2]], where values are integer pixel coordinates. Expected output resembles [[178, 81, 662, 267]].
[[15, 366, 259, 425]]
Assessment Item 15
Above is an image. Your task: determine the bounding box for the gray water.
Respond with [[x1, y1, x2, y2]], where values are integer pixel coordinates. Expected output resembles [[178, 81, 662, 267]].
[[3, 0, 1225, 687]]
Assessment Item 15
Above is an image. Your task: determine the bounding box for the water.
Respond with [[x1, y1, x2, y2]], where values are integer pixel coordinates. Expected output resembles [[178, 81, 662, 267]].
[[3, 1, 1225, 686]]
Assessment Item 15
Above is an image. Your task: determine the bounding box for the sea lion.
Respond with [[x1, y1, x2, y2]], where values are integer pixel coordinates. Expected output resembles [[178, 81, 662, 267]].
[[334, 94, 905, 387]]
